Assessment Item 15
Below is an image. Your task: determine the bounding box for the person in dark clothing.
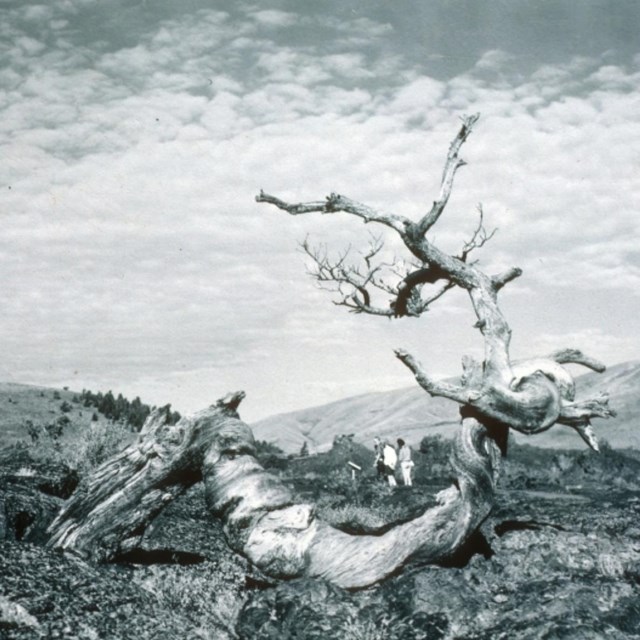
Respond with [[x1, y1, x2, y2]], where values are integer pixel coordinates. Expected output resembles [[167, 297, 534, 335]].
[[373, 437, 386, 481]]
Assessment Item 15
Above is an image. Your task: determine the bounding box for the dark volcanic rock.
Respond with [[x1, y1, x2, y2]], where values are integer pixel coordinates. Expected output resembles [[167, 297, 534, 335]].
[[0, 541, 186, 639], [138, 483, 229, 560], [0, 448, 78, 544], [0, 483, 61, 544], [237, 574, 452, 640]]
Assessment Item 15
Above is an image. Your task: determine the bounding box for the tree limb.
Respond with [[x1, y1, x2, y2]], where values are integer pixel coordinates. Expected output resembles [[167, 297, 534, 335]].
[[415, 113, 480, 236], [256, 191, 411, 235], [547, 348, 606, 373], [458, 205, 498, 263], [49, 395, 501, 589], [47, 393, 245, 561]]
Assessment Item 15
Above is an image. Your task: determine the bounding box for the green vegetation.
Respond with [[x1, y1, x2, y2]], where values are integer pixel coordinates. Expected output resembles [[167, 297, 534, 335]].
[[25, 416, 132, 476], [78, 389, 181, 431]]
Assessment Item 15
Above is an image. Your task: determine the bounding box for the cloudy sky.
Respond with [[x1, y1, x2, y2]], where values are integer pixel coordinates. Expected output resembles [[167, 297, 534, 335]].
[[1, 0, 639, 422]]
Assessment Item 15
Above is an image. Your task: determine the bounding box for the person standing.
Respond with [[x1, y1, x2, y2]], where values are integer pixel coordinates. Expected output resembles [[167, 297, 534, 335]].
[[397, 438, 413, 486], [373, 437, 386, 482], [382, 440, 398, 487]]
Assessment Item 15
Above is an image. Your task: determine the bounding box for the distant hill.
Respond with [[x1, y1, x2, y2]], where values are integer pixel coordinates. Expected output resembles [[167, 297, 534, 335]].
[[251, 360, 640, 453], [0, 383, 103, 448], [1, 361, 637, 455]]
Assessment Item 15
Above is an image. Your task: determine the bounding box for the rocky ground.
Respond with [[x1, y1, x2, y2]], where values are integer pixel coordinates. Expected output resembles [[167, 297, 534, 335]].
[[1, 440, 640, 639]]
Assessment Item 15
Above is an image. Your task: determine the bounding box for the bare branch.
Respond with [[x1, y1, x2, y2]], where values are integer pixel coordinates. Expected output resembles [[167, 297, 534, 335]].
[[569, 423, 601, 452], [394, 349, 472, 404], [256, 191, 411, 235], [492, 267, 523, 291], [259, 116, 615, 452], [300, 238, 398, 316], [548, 349, 606, 373], [557, 393, 617, 452], [362, 233, 384, 270], [392, 264, 450, 317], [458, 205, 498, 263], [411, 280, 456, 314], [416, 113, 480, 236], [558, 393, 616, 424]]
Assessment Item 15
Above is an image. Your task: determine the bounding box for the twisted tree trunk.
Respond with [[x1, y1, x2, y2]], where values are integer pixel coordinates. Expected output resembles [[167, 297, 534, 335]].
[[48, 393, 500, 589], [256, 114, 614, 451]]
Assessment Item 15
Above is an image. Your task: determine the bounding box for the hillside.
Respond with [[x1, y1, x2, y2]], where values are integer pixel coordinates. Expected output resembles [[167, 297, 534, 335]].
[[1, 360, 638, 456], [0, 383, 105, 448], [252, 360, 640, 453]]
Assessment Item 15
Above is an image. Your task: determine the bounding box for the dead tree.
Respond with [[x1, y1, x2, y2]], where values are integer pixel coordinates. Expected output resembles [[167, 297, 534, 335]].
[[47, 391, 500, 588], [256, 114, 613, 450], [48, 116, 614, 589]]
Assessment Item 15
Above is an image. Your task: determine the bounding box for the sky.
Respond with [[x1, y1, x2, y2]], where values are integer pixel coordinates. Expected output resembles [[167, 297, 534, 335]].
[[1, 0, 639, 423]]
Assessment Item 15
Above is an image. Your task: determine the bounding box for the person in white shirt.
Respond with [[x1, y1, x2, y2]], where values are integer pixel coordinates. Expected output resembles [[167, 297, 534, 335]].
[[382, 440, 397, 487], [397, 438, 413, 487]]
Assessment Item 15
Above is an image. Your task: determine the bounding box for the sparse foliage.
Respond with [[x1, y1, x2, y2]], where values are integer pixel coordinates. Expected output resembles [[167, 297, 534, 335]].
[[78, 388, 173, 430], [26, 416, 132, 475], [419, 435, 450, 461]]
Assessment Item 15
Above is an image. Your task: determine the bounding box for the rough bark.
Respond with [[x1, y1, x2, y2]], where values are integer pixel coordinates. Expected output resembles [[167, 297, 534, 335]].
[[46, 393, 245, 561], [48, 393, 500, 589], [251, 115, 616, 585]]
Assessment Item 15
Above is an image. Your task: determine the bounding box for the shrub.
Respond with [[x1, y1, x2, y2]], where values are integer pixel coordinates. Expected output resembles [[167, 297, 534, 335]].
[[419, 435, 450, 461], [60, 400, 73, 413], [78, 421, 132, 472], [25, 420, 41, 443], [27, 420, 132, 476], [45, 420, 64, 440]]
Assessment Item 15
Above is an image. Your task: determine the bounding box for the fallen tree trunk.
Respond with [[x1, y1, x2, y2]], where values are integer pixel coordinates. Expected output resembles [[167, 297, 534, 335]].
[[46, 393, 245, 562], [48, 393, 500, 589]]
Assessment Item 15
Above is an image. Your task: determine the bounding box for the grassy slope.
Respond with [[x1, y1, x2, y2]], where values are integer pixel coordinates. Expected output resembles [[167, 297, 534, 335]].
[[252, 360, 640, 453], [0, 383, 113, 449]]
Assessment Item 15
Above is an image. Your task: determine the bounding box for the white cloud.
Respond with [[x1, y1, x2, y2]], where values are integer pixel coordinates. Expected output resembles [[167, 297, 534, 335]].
[[248, 9, 298, 28], [0, 2, 638, 419]]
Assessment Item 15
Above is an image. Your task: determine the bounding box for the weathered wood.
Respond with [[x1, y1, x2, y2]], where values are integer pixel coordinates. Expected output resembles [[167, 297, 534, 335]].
[[46, 393, 244, 561], [203, 410, 500, 588], [47, 117, 616, 592], [252, 115, 616, 585], [257, 115, 614, 450], [47, 392, 500, 589]]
